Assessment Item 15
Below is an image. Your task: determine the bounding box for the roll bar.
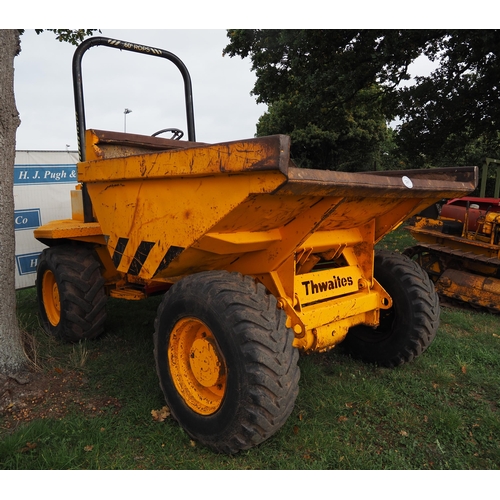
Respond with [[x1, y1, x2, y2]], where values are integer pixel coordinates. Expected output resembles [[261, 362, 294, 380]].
[[72, 36, 196, 161]]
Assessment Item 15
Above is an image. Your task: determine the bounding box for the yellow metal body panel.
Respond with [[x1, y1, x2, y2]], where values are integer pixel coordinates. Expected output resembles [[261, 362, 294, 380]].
[[79, 138, 289, 181], [35, 130, 478, 353], [88, 172, 286, 279], [34, 219, 105, 245], [296, 293, 383, 351]]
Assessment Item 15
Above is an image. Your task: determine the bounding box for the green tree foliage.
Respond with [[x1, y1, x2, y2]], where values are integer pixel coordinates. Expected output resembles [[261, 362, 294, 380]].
[[224, 29, 500, 172], [28, 29, 99, 45], [394, 30, 500, 169]]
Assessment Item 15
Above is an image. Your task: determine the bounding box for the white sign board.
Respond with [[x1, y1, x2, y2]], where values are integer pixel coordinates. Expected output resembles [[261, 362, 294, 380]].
[[14, 150, 78, 289]]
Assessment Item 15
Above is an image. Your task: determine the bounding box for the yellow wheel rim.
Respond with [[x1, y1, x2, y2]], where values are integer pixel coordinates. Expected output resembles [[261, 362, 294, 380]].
[[168, 318, 226, 415], [42, 270, 61, 327]]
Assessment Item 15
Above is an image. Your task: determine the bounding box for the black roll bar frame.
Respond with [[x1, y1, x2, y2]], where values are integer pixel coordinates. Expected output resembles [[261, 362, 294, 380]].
[[72, 36, 196, 162]]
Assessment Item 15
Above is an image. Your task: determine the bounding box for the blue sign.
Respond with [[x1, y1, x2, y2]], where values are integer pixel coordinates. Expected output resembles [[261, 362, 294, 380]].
[[16, 252, 41, 276], [14, 208, 41, 231], [14, 164, 77, 185]]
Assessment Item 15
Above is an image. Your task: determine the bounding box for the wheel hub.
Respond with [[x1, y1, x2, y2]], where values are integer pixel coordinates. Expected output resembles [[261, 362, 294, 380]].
[[168, 317, 226, 415], [42, 270, 61, 326], [189, 338, 222, 387]]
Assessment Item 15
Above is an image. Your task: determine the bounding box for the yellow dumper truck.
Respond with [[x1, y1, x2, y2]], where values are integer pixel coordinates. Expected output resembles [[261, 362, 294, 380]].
[[34, 37, 478, 453]]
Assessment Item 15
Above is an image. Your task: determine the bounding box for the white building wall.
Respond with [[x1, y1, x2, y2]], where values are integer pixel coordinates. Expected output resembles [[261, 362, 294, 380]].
[[14, 150, 78, 289]]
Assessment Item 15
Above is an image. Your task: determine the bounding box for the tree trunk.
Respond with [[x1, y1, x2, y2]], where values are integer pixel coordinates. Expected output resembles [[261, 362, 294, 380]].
[[0, 29, 29, 377]]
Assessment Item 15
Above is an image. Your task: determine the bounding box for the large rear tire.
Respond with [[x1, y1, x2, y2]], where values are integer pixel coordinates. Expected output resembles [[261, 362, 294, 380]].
[[342, 250, 440, 367], [36, 245, 107, 342], [154, 271, 300, 454]]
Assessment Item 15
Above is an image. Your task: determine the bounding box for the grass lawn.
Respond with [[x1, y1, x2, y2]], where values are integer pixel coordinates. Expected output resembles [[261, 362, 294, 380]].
[[1, 224, 499, 470]]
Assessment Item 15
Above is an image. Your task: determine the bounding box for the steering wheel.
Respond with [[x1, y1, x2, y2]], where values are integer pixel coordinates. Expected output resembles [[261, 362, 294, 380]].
[[151, 128, 184, 140]]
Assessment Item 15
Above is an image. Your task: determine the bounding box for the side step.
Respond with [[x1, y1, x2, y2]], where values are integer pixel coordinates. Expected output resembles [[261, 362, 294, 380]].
[[109, 281, 172, 300], [109, 288, 147, 300]]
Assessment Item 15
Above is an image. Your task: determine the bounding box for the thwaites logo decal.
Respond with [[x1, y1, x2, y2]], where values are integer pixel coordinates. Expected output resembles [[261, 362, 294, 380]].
[[302, 275, 354, 296], [295, 266, 362, 304]]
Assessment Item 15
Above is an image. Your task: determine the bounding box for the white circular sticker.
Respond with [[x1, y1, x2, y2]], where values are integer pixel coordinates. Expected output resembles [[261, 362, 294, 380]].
[[402, 176, 413, 189]]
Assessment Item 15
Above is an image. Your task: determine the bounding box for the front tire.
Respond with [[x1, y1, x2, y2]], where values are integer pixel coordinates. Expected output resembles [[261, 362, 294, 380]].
[[342, 250, 440, 367], [36, 245, 107, 342], [154, 271, 300, 454]]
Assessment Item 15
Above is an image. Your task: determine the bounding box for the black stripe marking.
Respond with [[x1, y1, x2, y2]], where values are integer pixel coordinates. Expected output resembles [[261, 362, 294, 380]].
[[156, 245, 185, 274], [129, 241, 156, 276], [112, 237, 129, 268]]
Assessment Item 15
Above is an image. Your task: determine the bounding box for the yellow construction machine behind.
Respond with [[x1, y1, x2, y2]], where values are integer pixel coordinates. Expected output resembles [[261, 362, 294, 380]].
[[34, 37, 478, 454], [405, 196, 500, 313]]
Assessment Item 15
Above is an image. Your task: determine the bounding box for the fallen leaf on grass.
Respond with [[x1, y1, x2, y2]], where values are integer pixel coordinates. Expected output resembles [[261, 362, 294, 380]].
[[338, 415, 348, 423], [461, 365, 467, 374], [20, 442, 37, 453], [84, 445, 93, 452], [151, 406, 171, 422]]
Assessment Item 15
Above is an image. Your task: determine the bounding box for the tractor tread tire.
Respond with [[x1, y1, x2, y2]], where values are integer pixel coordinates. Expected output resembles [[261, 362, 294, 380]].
[[154, 271, 300, 454], [342, 250, 439, 367], [37, 245, 107, 342]]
